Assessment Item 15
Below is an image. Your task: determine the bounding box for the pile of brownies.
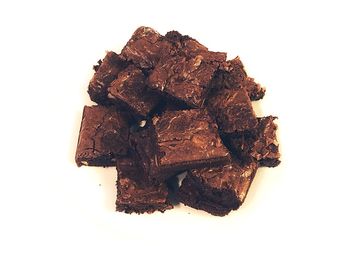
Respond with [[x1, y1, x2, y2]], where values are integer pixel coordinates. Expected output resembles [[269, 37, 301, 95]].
[[75, 27, 281, 216]]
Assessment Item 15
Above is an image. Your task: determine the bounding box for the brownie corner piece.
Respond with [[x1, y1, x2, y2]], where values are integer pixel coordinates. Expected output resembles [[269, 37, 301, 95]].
[[226, 116, 281, 167], [107, 64, 161, 117], [151, 109, 231, 175], [88, 51, 127, 104], [115, 156, 173, 214], [179, 159, 258, 216], [207, 87, 257, 133], [75, 105, 130, 167]]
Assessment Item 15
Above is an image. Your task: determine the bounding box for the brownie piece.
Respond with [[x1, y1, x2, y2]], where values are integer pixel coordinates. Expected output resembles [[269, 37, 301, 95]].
[[207, 87, 257, 133], [179, 159, 258, 216], [226, 116, 281, 167], [148, 55, 223, 108], [136, 109, 231, 180], [116, 155, 173, 214], [121, 27, 173, 70], [212, 57, 266, 101], [88, 51, 127, 104], [164, 30, 227, 62], [75, 105, 131, 167], [107, 65, 161, 117]]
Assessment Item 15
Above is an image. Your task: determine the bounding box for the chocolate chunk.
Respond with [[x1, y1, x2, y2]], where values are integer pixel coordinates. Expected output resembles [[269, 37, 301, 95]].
[[148, 55, 221, 108], [75, 105, 131, 167], [207, 87, 257, 133], [179, 159, 258, 216], [88, 51, 127, 104], [243, 77, 266, 101], [121, 27, 173, 69], [134, 109, 231, 180], [226, 116, 281, 167], [116, 155, 173, 214], [107, 65, 161, 117]]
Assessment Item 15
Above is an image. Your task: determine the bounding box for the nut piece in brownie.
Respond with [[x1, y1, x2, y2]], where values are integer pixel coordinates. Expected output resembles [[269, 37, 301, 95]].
[[107, 65, 161, 118], [121, 26, 173, 70], [88, 51, 127, 104], [75, 105, 131, 167], [207, 87, 257, 133], [142, 109, 230, 180], [116, 155, 173, 214], [213, 57, 266, 101], [179, 158, 258, 216], [226, 116, 281, 167]]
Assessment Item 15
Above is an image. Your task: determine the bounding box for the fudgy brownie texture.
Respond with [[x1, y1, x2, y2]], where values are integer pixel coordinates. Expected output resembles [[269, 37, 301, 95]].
[[150, 109, 231, 178], [207, 87, 257, 133], [212, 57, 266, 101], [107, 65, 161, 117], [121, 27, 173, 70], [116, 156, 173, 214], [179, 158, 258, 216], [88, 51, 127, 104], [75, 105, 131, 167], [129, 110, 230, 182], [225, 116, 281, 167], [148, 55, 222, 108]]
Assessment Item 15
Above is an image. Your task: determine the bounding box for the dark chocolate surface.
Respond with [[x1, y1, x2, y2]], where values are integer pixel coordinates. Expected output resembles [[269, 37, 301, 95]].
[[116, 156, 173, 214], [121, 27, 173, 70], [151, 109, 231, 175], [207, 87, 257, 133], [75, 105, 130, 167], [226, 116, 281, 167], [179, 158, 258, 216], [88, 51, 127, 104], [107, 65, 160, 117]]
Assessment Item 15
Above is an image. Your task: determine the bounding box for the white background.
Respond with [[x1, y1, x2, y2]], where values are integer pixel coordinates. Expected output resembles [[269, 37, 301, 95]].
[[0, 0, 349, 262]]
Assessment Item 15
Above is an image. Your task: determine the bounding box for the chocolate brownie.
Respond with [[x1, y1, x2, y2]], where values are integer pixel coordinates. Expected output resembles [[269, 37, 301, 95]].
[[148, 55, 223, 108], [226, 116, 281, 167], [107, 65, 161, 117], [116, 155, 173, 214], [212, 57, 266, 100], [207, 87, 257, 133], [179, 159, 258, 216], [75, 105, 131, 167], [121, 27, 173, 70], [88, 51, 127, 104], [135, 109, 231, 180]]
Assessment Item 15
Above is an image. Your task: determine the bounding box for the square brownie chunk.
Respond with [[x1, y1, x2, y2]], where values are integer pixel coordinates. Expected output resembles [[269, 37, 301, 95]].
[[213, 57, 266, 101], [179, 159, 258, 216], [121, 27, 173, 70], [75, 105, 131, 167], [116, 156, 173, 214], [226, 116, 281, 167], [207, 87, 257, 133], [136, 109, 231, 180], [107, 65, 161, 118], [148, 55, 223, 108], [88, 51, 127, 104]]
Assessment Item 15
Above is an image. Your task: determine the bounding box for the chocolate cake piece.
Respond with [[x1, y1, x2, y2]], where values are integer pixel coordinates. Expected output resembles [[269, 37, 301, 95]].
[[164, 30, 227, 62], [207, 87, 257, 133], [121, 26, 173, 70], [116, 155, 173, 214], [75, 105, 131, 167], [147, 109, 230, 180], [88, 51, 127, 104], [179, 159, 258, 216], [212, 57, 266, 101], [226, 116, 281, 167], [107, 65, 161, 117], [148, 55, 223, 108]]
